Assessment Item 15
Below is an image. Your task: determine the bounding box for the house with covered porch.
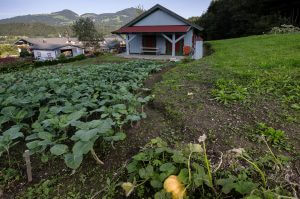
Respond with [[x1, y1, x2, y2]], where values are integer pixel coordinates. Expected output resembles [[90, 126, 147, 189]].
[[112, 4, 204, 60]]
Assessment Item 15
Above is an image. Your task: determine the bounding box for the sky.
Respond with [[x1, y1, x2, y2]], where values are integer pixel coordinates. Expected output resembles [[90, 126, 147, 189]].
[[0, 0, 211, 20]]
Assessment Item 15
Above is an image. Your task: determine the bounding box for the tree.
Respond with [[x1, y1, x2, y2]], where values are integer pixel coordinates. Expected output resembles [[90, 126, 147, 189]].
[[194, 0, 300, 40], [136, 4, 146, 17], [72, 17, 103, 51]]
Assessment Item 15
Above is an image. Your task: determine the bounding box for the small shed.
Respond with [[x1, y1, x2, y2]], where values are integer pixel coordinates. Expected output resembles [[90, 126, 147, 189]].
[[112, 4, 204, 59]]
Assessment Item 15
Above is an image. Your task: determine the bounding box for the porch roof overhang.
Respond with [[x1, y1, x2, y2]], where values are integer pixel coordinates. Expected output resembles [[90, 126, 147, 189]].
[[112, 25, 191, 34]]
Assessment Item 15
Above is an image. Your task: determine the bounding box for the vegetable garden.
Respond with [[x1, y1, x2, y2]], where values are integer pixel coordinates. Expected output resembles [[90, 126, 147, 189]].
[[0, 61, 163, 170]]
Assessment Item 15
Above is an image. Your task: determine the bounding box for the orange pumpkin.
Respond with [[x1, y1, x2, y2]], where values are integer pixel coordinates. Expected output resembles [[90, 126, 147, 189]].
[[164, 175, 186, 199]]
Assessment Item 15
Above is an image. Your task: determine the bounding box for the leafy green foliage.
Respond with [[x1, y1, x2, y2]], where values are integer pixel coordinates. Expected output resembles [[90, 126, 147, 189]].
[[0, 125, 23, 156], [123, 137, 293, 198], [254, 123, 293, 151], [125, 138, 214, 197], [0, 60, 162, 169], [217, 173, 258, 195], [18, 179, 56, 199], [212, 79, 248, 105], [0, 168, 20, 190], [257, 123, 285, 144]]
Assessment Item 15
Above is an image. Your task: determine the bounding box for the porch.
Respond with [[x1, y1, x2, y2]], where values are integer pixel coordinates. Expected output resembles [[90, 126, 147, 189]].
[[117, 53, 184, 61], [125, 32, 189, 57]]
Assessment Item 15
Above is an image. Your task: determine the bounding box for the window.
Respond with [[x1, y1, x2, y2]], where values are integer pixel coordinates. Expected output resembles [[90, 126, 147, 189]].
[[37, 52, 41, 57], [47, 53, 52, 58]]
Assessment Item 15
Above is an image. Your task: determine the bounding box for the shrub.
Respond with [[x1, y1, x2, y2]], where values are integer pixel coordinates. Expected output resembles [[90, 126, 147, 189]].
[[93, 51, 103, 57], [0, 57, 33, 73], [34, 54, 86, 67], [269, 24, 300, 34], [58, 53, 66, 61], [19, 48, 32, 58]]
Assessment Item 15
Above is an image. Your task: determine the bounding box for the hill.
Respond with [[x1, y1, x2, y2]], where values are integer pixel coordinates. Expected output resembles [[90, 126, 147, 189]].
[[0, 23, 72, 37], [0, 8, 139, 27]]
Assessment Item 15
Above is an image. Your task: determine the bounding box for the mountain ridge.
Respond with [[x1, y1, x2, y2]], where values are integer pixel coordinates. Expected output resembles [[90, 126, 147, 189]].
[[0, 8, 139, 26]]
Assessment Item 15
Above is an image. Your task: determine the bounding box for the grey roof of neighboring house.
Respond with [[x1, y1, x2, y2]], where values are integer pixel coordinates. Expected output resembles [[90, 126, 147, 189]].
[[15, 37, 84, 50]]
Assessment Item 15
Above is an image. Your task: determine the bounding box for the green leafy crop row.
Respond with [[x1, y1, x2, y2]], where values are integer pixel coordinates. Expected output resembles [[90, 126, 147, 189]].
[[0, 61, 163, 169]]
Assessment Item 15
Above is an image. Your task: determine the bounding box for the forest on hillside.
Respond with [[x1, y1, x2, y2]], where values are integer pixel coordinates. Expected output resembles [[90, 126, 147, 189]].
[[193, 0, 300, 40], [0, 23, 72, 38]]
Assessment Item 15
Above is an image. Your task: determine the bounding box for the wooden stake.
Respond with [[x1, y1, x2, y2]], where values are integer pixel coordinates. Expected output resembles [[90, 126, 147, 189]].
[[23, 150, 32, 183]]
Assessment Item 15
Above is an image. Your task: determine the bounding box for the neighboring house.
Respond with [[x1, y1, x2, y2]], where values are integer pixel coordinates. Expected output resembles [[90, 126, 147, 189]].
[[112, 4, 204, 59], [15, 38, 84, 61]]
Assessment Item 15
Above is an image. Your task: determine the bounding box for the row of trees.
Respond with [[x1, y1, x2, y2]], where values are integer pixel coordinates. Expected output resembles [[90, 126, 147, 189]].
[[193, 0, 300, 40]]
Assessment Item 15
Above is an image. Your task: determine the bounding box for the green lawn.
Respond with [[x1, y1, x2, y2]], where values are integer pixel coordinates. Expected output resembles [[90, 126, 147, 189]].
[[207, 34, 300, 112]]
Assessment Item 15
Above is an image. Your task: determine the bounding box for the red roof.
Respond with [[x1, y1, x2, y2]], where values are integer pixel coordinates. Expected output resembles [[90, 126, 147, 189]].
[[113, 25, 191, 33]]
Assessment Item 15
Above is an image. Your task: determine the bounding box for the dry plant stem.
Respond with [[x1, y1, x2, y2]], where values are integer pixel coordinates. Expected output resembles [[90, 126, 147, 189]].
[[213, 152, 223, 173], [6, 149, 11, 166], [202, 141, 216, 194], [188, 152, 193, 183], [91, 148, 104, 165], [239, 156, 267, 188], [90, 161, 127, 199], [262, 136, 282, 168]]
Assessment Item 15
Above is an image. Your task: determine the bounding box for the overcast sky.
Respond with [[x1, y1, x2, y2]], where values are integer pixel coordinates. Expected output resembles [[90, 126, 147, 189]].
[[0, 0, 211, 19]]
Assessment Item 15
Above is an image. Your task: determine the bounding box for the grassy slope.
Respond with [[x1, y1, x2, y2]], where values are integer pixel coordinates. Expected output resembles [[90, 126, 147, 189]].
[[207, 34, 300, 70], [154, 33, 300, 151]]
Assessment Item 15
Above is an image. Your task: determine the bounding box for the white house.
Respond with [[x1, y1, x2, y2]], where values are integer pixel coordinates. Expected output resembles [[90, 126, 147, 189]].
[[15, 38, 84, 61], [112, 4, 204, 59]]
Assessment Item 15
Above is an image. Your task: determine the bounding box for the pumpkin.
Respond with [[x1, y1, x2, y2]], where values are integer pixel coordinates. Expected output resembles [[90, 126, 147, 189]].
[[164, 175, 186, 199]]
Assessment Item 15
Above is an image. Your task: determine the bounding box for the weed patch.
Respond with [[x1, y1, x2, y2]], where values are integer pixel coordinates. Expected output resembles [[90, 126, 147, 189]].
[[212, 79, 249, 105]]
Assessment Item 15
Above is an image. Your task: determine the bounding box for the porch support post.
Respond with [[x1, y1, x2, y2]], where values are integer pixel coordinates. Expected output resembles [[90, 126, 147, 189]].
[[161, 33, 173, 43], [175, 34, 185, 43], [162, 33, 186, 57], [172, 33, 176, 57], [125, 34, 137, 55], [125, 35, 130, 55]]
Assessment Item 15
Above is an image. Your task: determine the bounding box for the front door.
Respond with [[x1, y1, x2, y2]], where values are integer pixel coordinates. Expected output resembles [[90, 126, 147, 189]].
[[142, 35, 156, 48]]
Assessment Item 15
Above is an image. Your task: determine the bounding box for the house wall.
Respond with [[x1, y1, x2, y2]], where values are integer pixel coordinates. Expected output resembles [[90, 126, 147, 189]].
[[33, 50, 57, 60], [134, 10, 186, 26], [156, 35, 166, 54], [184, 29, 193, 47], [129, 34, 142, 54]]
